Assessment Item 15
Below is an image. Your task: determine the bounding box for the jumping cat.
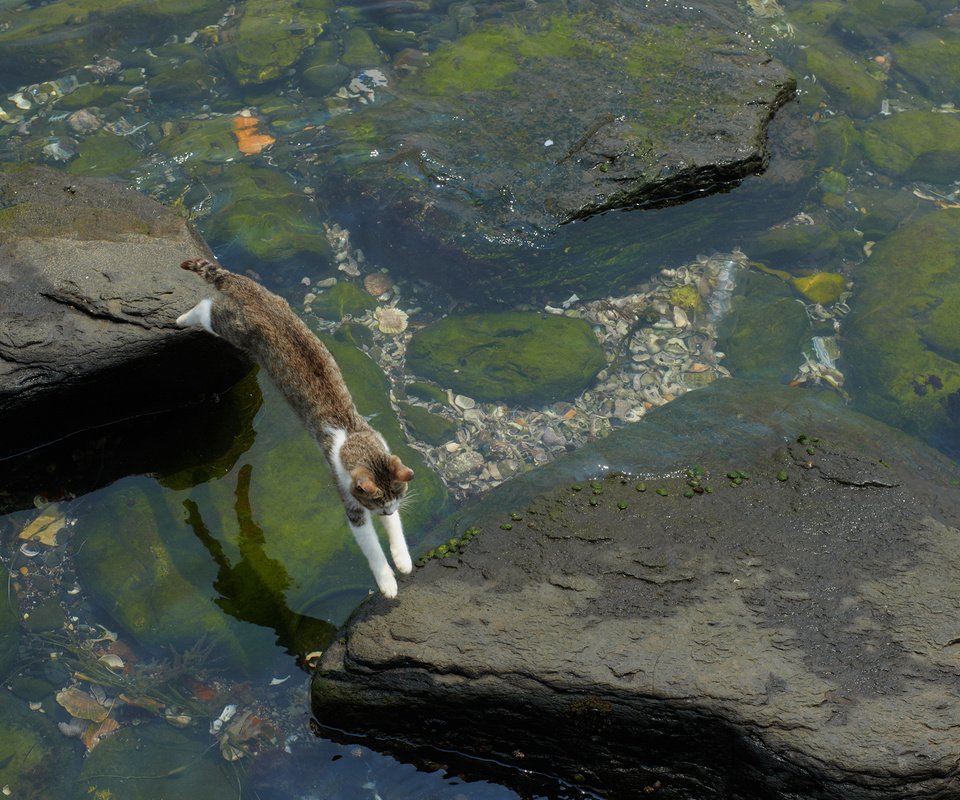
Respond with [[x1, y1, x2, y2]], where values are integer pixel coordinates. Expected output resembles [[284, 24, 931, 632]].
[[176, 258, 415, 598]]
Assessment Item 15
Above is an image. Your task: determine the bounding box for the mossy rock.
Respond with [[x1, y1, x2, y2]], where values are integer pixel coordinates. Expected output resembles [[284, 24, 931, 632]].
[[75, 479, 268, 668], [66, 130, 141, 178], [200, 165, 332, 263], [814, 116, 863, 173], [791, 272, 847, 305], [846, 208, 960, 457], [720, 271, 810, 381], [148, 56, 223, 103], [398, 402, 459, 446], [834, 0, 927, 35], [341, 26, 382, 66], [80, 725, 240, 800], [311, 282, 376, 320], [406, 311, 606, 405], [55, 83, 131, 111], [0, 0, 224, 83], [0, 561, 18, 678], [893, 29, 960, 104], [747, 222, 861, 270], [157, 116, 240, 165], [862, 111, 960, 182], [300, 39, 350, 95], [801, 38, 886, 118], [0, 692, 75, 798], [406, 381, 449, 405], [217, 0, 331, 85]]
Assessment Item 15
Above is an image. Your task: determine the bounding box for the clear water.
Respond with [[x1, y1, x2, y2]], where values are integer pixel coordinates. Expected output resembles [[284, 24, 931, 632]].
[[0, 0, 958, 797]]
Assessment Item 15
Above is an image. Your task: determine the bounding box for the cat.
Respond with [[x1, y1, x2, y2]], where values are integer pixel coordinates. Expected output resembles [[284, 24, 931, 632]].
[[176, 258, 415, 599]]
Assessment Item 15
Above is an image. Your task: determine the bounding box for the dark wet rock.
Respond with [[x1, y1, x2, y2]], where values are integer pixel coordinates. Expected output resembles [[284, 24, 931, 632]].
[[320, 0, 794, 277], [0, 165, 250, 459], [846, 208, 960, 458], [313, 379, 960, 800]]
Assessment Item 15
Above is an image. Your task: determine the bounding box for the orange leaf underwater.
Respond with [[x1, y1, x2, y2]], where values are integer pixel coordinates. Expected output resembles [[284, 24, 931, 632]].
[[233, 115, 275, 156]]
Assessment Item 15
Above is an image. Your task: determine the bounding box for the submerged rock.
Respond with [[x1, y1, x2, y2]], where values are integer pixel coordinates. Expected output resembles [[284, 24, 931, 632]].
[[0, 165, 250, 459], [846, 208, 960, 458], [313, 379, 960, 800], [0, 691, 75, 798], [320, 0, 793, 269], [862, 111, 960, 182], [406, 311, 607, 405]]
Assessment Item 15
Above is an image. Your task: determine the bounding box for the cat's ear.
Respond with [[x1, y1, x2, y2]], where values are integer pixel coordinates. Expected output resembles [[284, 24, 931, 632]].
[[389, 455, 414, 482], [351, 467, 379, 495]]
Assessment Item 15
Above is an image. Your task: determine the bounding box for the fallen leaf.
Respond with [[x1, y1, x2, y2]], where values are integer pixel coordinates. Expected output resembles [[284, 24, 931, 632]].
[[19, 509, 65, 546], [233, 115, 275, 156], [56, 687, 111, 722]]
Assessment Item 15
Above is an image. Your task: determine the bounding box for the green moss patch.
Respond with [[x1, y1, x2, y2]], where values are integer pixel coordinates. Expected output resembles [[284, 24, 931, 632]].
[[406, 311, 605, 405], [862, 111, 960, 182]]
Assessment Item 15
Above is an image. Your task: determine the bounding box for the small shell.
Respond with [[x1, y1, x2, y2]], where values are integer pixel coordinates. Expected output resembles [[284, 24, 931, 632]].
[[374, 306, 409, 334], [453, 394, 476, 410], [363, 272, 394, 297]]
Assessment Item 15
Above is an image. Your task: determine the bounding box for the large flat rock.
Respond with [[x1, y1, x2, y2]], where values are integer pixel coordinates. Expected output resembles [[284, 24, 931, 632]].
[[0, 165, 249, 459], [313, 380, 960, 799]]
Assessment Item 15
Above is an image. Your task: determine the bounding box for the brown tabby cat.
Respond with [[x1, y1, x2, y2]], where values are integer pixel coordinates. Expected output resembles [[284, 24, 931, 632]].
[[176, 258, 414, 598]]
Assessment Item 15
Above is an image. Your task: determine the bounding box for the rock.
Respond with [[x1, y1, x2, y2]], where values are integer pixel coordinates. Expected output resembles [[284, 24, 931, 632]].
[[319, 0, 793, 277], [0, 165, 250, 459], [397, 402, 459, 446], [892, 29, 960, 105], [310, 281, 376, 321], [846, 208, 960, 458], [217, 0, 330, 86], [0, 690, 75, 798], [313, 379, 960, 799], [719, 270, 810, 381], [862, 111, 960, 183], [406, 311, 606, 405]]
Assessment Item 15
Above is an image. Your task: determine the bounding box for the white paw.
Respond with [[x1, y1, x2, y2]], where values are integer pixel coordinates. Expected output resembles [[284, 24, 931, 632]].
[[393, 549, 413, 575], [377, 569, 398, 599]]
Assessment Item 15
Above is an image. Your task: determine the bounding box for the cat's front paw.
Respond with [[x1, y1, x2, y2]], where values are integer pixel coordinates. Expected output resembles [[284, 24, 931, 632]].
[[376, 569, 399, 599], [392, 548, 413, 575]]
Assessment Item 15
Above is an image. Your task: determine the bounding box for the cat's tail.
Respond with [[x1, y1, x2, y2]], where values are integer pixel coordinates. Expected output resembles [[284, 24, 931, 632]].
[[180, 258, 226, 286]]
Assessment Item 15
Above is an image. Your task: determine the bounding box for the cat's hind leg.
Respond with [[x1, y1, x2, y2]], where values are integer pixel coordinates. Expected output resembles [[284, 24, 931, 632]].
[[176, 297, 215, 334], [381, 511, 413, 575], [349, 509, 398, 598]]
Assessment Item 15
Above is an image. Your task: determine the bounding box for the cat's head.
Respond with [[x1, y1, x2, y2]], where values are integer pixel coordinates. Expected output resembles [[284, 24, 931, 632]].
[[349, 453, 414, 515]]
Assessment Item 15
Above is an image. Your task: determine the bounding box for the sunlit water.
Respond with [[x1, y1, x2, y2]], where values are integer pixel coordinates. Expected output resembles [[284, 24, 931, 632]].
[[1, 0, 958, 797]]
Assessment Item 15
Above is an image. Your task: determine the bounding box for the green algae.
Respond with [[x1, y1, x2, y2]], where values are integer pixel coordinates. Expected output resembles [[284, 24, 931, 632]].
[[0, 691, 74, 798], [720, 271, 810, 381], [893, 30, 960, 104], [310, 282, 376, 321], [300, 39, 350, 96], [846, 208, 960, 455], [157, 116, 239, 165], [66, 130, 141, 178], [81, 725, 239, 800], [75, 479, 266, 667], [406, 311, 606, 405], [218, 0, 331, 86], [341, 26, 382, 66], [397, 402, 459, 446], [862, 111, 960, 182], [201, 165, 332, 263], [801, 38, 886, 117]]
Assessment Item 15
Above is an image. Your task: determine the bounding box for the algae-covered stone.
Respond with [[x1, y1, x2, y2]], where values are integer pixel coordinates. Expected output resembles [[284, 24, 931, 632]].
[[318, 0, 793, 267], [862, 111, 960, 182], [398, 402, 459, 446], [81, 725, 239, 800], [893, 29, 960, 104], [218, 0, 330, 85], [66, 130, 141, 178], [341, 26, 382, 66], [406, 312, 606, 405], [846, 208, 960, 457], [791, 272, 846, 305], [75, 479, 267, 667], [801, 39, 886, 117], [814, 116, 863, 173], [311, 282, 376, 321], [300, 39, 350, 96], [201, 165, 332, 264], [0, 561, 18, 678], [747, 221, 860, 269], [157, 116, 240, 165], [0, 0, 223, 84], [720, 271, 809, 381], [0, 691, 75, 798]]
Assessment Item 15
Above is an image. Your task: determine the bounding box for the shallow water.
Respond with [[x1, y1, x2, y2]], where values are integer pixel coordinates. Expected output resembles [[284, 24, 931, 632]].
[[1, 0, 959, 796]]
